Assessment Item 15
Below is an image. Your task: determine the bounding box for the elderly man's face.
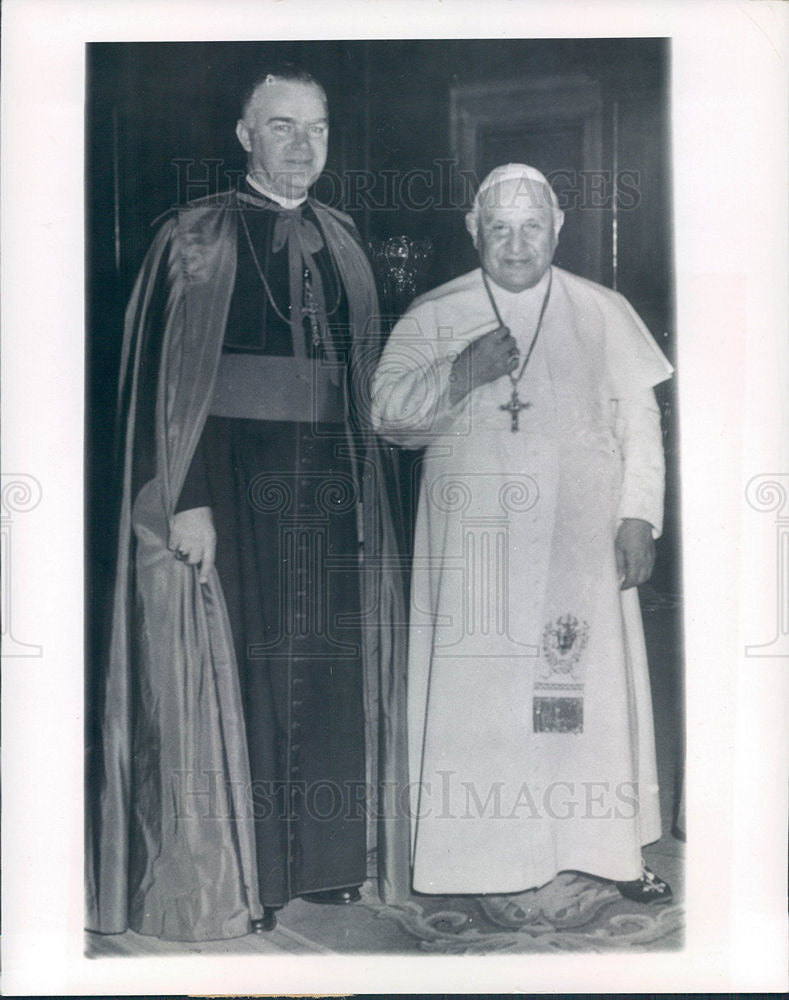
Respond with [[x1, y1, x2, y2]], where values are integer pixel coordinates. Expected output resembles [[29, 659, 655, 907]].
[[236, 80, 328, 199], [470, 181, 559, 292]]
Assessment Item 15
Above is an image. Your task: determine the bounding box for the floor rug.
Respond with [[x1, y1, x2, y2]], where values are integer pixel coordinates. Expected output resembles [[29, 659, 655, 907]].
[[353, 871, 683, 954]]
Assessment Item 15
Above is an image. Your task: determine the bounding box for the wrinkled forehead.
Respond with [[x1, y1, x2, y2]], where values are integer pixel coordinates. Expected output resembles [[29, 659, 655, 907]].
[[476, 177, 557, 216]]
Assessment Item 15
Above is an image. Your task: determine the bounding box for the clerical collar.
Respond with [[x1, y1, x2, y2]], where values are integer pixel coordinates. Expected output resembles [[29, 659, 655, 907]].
[[246, 173, 307, 209]]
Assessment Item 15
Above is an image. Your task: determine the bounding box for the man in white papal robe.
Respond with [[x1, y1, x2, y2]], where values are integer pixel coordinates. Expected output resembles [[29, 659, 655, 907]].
[[371, 163, 674, 911]]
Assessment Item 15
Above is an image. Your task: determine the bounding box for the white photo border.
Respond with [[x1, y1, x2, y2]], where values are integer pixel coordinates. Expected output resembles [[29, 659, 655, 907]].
[[2, 0, 787, 993]]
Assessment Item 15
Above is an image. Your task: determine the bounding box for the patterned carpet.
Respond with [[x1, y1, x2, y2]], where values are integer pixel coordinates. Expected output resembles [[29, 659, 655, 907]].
[[351, 870, 683, 954], [342, 872, 683, 955], [86, 864, 683, 957]]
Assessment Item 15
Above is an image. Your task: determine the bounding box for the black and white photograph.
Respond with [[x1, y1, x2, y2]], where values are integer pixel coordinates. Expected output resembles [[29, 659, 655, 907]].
[[84, 36, 683, 956], [2, 0, 787, 994]]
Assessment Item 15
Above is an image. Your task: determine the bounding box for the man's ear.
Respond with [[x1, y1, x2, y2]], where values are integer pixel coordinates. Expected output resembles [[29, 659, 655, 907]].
[[465, 212, 478, 249], [235, 119, 252, 153], [553, 208, 565, 243]]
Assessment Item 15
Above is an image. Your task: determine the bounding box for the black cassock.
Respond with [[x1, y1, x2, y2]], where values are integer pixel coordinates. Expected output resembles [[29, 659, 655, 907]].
[[176, 188, 365, 907]]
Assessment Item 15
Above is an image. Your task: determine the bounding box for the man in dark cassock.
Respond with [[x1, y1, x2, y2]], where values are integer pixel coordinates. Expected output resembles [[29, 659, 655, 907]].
[[86, 64, 408, 941]]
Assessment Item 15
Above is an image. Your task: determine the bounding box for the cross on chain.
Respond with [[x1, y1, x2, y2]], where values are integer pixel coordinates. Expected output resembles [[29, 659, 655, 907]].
[[302, 267, 323, 349], [482, 268, 554, 435], [500, 386, 531, 432]]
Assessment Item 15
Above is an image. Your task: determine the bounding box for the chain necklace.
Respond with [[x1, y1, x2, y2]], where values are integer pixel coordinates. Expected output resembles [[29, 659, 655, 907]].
[[239, 204, 290, 324], [482, 268, 553, 432], [238, 201, 343, 326]]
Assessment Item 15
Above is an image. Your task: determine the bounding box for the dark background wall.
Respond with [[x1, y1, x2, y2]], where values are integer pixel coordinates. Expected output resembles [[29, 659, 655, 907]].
[[87, 38, 678, 606]]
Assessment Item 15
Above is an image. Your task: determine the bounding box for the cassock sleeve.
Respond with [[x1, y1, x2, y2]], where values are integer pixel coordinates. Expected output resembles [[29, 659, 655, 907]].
[[174, 431, 214, 513], [613, 388, 665, 538], [371, 300, 470, 449]]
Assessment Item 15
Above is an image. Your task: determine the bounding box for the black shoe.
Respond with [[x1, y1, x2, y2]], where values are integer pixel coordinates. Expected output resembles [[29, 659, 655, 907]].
[[616, 863, 673, 905], [301, 886, 362, 905], [251, 906, 279, 933]]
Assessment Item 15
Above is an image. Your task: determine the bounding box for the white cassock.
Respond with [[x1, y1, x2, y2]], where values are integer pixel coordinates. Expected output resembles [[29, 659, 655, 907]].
[[371, 265, 674, 894]]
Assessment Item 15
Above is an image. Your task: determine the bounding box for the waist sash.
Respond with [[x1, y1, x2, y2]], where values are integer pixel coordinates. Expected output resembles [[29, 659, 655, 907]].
[[209, 352, 345, 424]]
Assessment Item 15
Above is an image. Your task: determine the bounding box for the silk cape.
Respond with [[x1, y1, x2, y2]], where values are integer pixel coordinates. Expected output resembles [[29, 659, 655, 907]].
[[86, 191, 409, 940]]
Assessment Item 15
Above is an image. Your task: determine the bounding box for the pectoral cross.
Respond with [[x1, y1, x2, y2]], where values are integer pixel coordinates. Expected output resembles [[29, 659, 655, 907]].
[[302, 266, 323, 350], [500, 386, 531, 432]]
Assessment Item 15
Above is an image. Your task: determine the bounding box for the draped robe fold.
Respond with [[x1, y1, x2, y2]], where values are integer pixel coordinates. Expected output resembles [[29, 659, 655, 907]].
[[86, 191, 409, 940], [371, 266, 673, 894]]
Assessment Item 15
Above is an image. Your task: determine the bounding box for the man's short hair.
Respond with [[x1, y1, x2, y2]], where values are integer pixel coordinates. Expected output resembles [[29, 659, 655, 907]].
[[240, 62, 327, 118]]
